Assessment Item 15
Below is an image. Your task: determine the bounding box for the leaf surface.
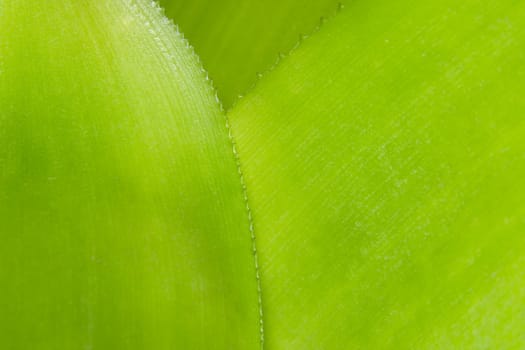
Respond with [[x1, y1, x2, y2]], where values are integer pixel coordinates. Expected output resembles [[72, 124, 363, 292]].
[[0, 1, 259, 349], [159, 0, 341, 107], [228, 0, 525, 348]]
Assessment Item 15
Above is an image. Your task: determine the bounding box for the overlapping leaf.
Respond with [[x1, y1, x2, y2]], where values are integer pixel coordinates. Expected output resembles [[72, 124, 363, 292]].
[[0, 2, 259, 349], [228, 0, 525, 348]]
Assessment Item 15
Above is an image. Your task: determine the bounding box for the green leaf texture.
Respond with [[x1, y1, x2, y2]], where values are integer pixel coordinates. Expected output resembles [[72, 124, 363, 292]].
[[228, 0, 525, 348], [0, 2, 260, 349], [158, 0, 341, 107]]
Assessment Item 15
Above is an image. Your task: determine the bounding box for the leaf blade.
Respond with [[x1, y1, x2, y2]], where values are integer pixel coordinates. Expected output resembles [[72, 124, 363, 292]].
[[0, 1, 260, 349], [228, 0, 525, 348]]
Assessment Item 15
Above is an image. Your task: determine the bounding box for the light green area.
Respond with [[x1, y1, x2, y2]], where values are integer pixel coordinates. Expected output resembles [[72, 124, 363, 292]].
[[228, 0, 525, 348], [2, 0, 525, 349], [0, 1, 259, 349], [159, 0, 341, 108]]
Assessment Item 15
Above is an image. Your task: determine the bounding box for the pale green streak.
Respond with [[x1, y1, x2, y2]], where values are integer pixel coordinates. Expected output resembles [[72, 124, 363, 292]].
[[229, 0, 525, 348], [159, 0, 341, 108], [0, 1, 259, 349]]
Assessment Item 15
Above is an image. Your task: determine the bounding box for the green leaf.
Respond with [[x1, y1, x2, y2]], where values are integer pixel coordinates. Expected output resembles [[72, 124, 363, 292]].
[[228, 0, 525, 348], [0, 2, 260, 349], [3, 0, 525, 348], [158, 0, 341, 107]]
